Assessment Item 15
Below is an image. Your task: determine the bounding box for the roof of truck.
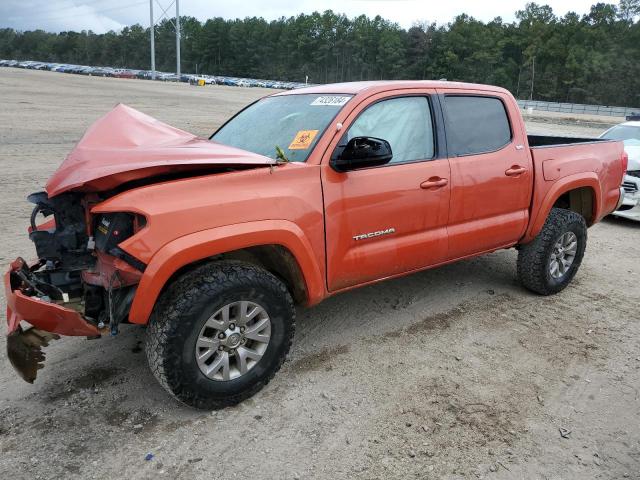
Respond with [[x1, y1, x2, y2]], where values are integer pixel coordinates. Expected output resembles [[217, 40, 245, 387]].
[[275, 80, 511, 96]]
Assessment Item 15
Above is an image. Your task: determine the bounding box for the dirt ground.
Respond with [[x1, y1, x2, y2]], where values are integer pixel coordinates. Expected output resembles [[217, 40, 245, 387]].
[[1, 68, 639, 480]]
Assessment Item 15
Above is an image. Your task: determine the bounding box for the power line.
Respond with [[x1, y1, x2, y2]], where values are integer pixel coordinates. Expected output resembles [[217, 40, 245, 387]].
[[154, 0, 176, 27], [148, 1, 181, 76]]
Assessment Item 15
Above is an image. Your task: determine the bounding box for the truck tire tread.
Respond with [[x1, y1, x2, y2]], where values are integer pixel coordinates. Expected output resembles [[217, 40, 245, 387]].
[[517, 207, 587, 295], [145, 260, 295, 409]]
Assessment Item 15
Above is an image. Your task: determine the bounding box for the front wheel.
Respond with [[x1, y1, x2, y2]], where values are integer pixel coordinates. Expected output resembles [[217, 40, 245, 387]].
[[146, 261, 295, 409], [517, 208, 587, 295]]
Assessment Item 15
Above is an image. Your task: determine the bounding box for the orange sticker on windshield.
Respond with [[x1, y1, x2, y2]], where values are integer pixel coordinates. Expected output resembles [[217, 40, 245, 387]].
[[289, 130, 318, 150]]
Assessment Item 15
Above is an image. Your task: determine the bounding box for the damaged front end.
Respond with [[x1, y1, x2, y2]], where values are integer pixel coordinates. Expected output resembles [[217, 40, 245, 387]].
[[5, 192, 145, 382], [5, 104, 274, 383]]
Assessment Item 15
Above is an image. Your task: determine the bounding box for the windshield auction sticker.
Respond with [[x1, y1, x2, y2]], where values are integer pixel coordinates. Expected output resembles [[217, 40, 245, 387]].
[[311, 96, 351, 106], [289, 130, 319, 150]]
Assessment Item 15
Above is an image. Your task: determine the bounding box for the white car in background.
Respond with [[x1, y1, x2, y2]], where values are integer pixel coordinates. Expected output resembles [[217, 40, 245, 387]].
[[600, 119, 640, 221]]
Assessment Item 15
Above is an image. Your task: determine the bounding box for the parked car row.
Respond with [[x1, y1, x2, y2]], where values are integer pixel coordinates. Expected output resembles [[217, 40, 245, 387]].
[[0, 59, 308, 90]]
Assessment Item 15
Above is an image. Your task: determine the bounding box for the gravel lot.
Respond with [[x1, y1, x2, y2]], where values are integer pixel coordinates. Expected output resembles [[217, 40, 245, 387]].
[[1, 68, 639, 480]]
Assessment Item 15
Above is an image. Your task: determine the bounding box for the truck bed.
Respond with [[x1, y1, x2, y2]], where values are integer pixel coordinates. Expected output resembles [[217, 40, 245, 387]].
[[527, 135, 611, 148], [525, 135, 625, 236]]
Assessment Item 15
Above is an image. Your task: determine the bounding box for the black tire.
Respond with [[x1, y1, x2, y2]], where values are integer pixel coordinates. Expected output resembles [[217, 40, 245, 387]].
[[517, 208, 587, 295], [145, 261, 295, 409]]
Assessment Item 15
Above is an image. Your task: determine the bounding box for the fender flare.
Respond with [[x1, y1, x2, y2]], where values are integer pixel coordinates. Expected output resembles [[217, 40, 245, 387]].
[[523, 173, 601, 243], [127, 220, 325, 324]]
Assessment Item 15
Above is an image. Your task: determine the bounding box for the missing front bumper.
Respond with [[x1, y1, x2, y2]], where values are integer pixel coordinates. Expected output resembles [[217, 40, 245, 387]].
[[5, 258, 104, 382], [5, 258, 101, 337]]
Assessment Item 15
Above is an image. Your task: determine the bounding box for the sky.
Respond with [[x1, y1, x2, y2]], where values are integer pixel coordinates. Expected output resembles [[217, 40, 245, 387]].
[[1, 0, 618, 33]]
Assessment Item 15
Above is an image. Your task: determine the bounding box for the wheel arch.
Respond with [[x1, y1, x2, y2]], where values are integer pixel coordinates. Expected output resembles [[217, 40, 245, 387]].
[[127, 220, 326, 325], [166, 245, 308, 305], [551, 186, 596, 225], [524, 174, 601, 243]]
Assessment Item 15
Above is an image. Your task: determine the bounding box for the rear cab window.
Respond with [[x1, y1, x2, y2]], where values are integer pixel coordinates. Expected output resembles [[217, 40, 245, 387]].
[[443, 95, 512, 156]]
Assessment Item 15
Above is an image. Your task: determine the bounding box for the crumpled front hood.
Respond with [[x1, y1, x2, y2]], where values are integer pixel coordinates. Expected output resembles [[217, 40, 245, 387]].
[[46, 104, 273, 197]]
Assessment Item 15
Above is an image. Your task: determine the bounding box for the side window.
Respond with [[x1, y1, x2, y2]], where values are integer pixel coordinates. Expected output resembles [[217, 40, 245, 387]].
[[345, 97, 435, 164], [444, 96, 512, 156]]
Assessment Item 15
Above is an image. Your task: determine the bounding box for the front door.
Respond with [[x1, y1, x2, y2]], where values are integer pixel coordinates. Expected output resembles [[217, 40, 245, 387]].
[[322, 93, 451, 291]]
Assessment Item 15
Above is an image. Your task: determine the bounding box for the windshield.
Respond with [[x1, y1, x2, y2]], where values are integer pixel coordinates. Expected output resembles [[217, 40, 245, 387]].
[[211, 94, 352, 162], [601, 125, 640, 147]]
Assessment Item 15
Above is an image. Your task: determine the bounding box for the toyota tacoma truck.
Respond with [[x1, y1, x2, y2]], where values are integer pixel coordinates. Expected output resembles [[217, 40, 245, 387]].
[[4, 81, 627, 409]]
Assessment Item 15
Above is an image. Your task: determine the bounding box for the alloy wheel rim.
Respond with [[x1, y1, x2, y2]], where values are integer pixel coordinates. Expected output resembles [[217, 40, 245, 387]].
[[549, 231, 578, 279], [195, 301, 271, 381]]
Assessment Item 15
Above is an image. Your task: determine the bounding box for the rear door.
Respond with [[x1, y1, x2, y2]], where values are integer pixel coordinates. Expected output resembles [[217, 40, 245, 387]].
[[437, 90, 532, 259], [321, 91, 450, 291]]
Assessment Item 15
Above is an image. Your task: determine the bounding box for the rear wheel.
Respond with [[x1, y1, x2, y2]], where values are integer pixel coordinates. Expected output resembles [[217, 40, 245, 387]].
[[517, 208, 587, 295], [146, 261, 295, 409]]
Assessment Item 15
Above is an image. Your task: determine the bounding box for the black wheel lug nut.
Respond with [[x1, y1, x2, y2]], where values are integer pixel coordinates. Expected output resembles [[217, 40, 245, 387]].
[[218, 332, 225, 339], [229, 323, 236, 330]]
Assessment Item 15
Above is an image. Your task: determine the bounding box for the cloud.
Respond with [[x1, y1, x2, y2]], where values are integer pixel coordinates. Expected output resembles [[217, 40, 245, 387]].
[[2, 0, 131, 32]]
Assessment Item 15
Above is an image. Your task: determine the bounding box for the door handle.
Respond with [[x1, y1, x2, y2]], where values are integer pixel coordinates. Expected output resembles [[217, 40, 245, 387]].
[[505, 165, 526, 176], [420, 177, 448, 189]]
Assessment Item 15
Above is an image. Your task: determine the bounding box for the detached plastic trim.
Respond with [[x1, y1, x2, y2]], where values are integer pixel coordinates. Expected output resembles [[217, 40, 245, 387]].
[[109, 247, 147, 272]]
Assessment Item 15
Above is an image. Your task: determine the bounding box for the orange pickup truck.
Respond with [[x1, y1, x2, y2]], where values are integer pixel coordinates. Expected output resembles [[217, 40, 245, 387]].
[[5, 81, 627, 409]]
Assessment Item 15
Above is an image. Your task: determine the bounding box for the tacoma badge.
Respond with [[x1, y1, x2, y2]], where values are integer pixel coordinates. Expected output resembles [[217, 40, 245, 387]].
[[353, 228, 396, 241]]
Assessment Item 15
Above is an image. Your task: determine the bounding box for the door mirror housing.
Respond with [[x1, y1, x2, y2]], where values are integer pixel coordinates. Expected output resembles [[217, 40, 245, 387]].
[[331, 136, 393, 172]]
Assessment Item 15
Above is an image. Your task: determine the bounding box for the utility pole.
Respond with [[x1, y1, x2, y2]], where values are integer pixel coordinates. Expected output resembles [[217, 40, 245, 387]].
[[149, 0, 155, 79], [176, 0, 181, 77], [530, 56, 535, 101]]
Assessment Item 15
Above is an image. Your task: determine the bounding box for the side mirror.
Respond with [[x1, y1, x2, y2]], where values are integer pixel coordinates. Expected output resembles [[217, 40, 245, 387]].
[[331, 136, 393, 172]]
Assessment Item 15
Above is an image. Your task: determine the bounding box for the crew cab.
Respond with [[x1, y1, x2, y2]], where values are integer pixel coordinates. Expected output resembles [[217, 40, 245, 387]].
[[4, 81, 627, 409]]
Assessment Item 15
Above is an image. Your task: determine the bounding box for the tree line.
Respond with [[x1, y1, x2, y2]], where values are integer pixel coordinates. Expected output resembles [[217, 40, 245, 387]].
[[1, 1, 639, 107]]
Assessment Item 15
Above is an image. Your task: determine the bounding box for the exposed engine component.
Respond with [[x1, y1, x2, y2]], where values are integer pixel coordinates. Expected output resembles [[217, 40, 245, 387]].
[[95, 212, 134, 254], [21, 194, 142, 331], [93, 212, 147, 271], [10, 258, 66, 301], [27, 191, 94, 270]]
